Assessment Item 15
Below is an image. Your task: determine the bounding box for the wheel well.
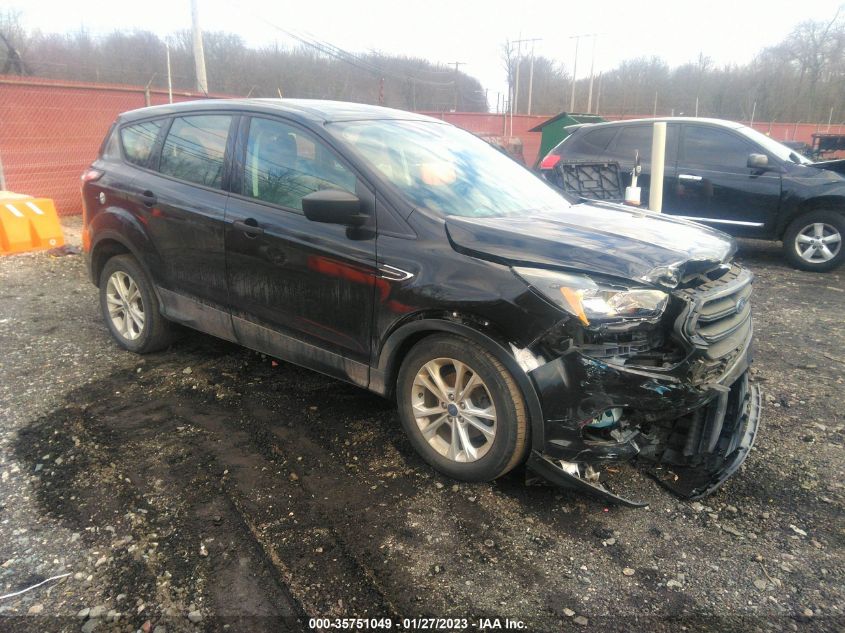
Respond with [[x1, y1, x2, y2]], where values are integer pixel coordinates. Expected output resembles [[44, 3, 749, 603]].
[[785, 197, 845, 238], [381, 330, 437, 398], [91, 239, 131, 286], [378, 320, 546, 452]]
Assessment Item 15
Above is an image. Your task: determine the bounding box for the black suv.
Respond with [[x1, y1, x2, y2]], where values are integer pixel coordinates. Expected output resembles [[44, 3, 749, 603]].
[[82, 100, 761, 505], [540, 117, 845, 272]]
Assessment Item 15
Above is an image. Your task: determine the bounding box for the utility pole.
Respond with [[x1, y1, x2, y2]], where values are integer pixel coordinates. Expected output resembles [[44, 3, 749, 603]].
[[512, 37, 541, 116], [513, 36, 523, 116], [166, 44, 173, 104], [595, 72, 602, 115], [569, 36, 579, 112], [191, 0, 208, 94], [586, 34, 597, 114], [569, 33, 597, 113], [448, 61, 466, 111]]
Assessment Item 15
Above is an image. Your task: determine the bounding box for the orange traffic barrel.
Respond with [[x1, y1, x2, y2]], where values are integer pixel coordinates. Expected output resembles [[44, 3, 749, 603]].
[[0, 192, 65, 255]]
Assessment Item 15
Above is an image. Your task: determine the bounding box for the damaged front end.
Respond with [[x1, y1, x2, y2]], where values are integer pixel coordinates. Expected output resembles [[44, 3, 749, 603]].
[[517, 263, 762, 506]]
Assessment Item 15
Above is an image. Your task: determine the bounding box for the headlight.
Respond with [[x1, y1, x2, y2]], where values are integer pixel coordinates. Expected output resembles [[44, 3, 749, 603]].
[[514, 267, 668, 326]]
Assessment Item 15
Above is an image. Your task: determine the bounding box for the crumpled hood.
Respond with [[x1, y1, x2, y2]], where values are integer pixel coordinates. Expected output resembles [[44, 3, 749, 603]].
[[805, 159, 845, 177], [445, 202, 736, 287]]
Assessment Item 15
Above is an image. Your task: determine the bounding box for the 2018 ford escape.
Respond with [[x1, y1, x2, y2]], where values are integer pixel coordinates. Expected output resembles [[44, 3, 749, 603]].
[[81, 100, 762, 505]]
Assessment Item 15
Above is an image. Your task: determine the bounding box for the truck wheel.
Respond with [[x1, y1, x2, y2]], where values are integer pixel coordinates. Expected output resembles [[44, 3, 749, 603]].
[[783, 210, 844, 272], [396, 334, 529, 481], [99, 254, 173, 353]]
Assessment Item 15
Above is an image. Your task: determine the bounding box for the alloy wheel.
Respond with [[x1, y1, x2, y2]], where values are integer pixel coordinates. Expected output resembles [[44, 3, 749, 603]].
[[105, 271, 145, 340], [411, 357, 497, 463], [795, 222, 842, 263]]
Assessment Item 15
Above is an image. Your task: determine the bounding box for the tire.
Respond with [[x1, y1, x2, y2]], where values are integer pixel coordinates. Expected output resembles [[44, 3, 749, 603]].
[[396, 334, 529, 481], [783, 210, 845, 272], [99, 254, 173, 353]]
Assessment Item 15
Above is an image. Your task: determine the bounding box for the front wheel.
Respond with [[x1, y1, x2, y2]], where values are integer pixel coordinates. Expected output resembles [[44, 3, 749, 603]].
[[396, 334, 529, 481], [783, 210, 844, 272]]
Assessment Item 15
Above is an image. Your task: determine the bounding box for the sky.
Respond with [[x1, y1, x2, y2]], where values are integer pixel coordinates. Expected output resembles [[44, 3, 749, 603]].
[[7, 0, 844, 108]]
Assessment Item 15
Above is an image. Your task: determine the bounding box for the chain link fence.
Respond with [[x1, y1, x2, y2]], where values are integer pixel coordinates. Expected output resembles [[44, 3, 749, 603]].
[[2, 74, 842, 216], [0, 75, 214, 214]]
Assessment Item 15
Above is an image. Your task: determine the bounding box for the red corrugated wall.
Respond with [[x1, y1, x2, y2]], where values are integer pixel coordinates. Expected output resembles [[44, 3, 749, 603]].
[[0, 76, 217, 214], [1, 75, 841, 215]]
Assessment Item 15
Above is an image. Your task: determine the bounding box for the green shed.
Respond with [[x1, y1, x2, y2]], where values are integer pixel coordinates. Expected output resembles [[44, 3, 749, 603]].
[[530, 112, 606, 167]]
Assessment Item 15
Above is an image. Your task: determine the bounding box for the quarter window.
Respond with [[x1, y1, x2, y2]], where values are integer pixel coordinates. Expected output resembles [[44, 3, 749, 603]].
[[120, 120, 163, 167], [159, 115, 232, 188], [243, 117, 356, 211], [683, 126, 751, 169]]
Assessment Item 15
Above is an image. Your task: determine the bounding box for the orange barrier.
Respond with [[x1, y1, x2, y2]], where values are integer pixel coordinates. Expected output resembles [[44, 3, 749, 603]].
[[0, 192, 64, 255]]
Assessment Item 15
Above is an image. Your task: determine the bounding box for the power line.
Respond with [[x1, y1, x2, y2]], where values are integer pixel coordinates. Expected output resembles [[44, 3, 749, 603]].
[[257, 17, 457, 88]]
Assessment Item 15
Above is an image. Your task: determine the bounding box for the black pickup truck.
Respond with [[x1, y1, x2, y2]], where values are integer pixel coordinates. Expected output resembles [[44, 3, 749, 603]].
[[539, 117, 845, 272]]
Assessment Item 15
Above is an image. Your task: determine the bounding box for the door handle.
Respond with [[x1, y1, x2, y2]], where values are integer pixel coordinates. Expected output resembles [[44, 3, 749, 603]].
[[678, 174, 703, 182], [139, 190, 157, 206], [232, 218, 265, 237]]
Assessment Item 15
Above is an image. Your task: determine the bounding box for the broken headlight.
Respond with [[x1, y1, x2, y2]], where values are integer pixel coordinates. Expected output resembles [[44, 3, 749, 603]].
[[514, 267, 668, 326]]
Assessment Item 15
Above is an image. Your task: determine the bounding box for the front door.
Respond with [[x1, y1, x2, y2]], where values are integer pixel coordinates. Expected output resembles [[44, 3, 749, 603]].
[[224, 115, 377, 386], [665, 124, 782, 236]]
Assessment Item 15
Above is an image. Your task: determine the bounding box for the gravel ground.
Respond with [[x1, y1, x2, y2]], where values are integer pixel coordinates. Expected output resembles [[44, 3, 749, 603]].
[[0, 216, 843, 633]]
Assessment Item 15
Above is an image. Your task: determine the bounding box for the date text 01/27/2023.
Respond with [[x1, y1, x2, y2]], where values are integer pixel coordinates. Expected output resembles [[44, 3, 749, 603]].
[[307, 617, 527, 630]]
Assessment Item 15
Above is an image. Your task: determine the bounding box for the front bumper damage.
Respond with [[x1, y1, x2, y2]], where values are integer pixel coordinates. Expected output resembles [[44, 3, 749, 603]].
[[523, 264, 762, 506]]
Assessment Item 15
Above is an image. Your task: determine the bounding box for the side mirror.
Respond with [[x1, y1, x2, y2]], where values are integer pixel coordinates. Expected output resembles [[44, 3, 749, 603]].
[[302, 190, 366, 226], [747, 153, 769, 170]]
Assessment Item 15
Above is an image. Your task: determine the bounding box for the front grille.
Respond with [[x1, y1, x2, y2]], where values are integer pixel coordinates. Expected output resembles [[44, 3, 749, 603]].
[[673, 264, 753, 375], [579, 329, 664, 361]]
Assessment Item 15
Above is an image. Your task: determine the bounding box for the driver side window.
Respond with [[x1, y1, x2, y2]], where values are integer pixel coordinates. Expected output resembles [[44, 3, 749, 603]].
[[243, 118, 356, 212]]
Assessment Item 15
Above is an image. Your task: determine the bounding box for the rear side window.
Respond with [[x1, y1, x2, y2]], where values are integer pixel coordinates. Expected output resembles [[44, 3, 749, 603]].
[[611, 126, 654, 161], [243, 117, 356, 212], [557, 127, 617, 157], [159, 115, 232, 188], [682, 126, 751, 169], [120, 120, 163, 167]]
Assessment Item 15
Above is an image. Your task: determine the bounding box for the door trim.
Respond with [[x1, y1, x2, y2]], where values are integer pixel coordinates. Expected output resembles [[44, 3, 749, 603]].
[[157, 287, 237, 342], [233, 316, 370, 388], [672, 216, 765, 227]]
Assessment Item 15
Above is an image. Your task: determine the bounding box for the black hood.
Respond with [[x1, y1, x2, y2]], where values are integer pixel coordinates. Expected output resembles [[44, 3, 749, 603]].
[[806, 158, 845, 177], [445, 202, 736, 288]]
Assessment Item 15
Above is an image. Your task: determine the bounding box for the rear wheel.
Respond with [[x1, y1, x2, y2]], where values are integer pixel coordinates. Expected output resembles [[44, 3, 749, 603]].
[[396, 334, 529, 481], [99, 254, 173, 353], [783, 210, 844, 272]]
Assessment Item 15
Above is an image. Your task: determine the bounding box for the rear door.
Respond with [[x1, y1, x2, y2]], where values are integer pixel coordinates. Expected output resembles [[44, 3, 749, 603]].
[[224, 115, 377, 386], [605, 123, 679, 207], [139, 113, 237, 339], [666, 123, 782, 235]]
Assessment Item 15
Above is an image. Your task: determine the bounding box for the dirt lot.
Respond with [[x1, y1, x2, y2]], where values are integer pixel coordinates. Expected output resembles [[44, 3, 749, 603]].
[[0, 217, 843, 633]]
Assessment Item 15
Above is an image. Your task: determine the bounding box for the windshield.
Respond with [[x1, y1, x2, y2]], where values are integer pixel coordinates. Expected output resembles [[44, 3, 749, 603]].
[[738, 125, 813, 165], [330, 119, 568, 218]]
